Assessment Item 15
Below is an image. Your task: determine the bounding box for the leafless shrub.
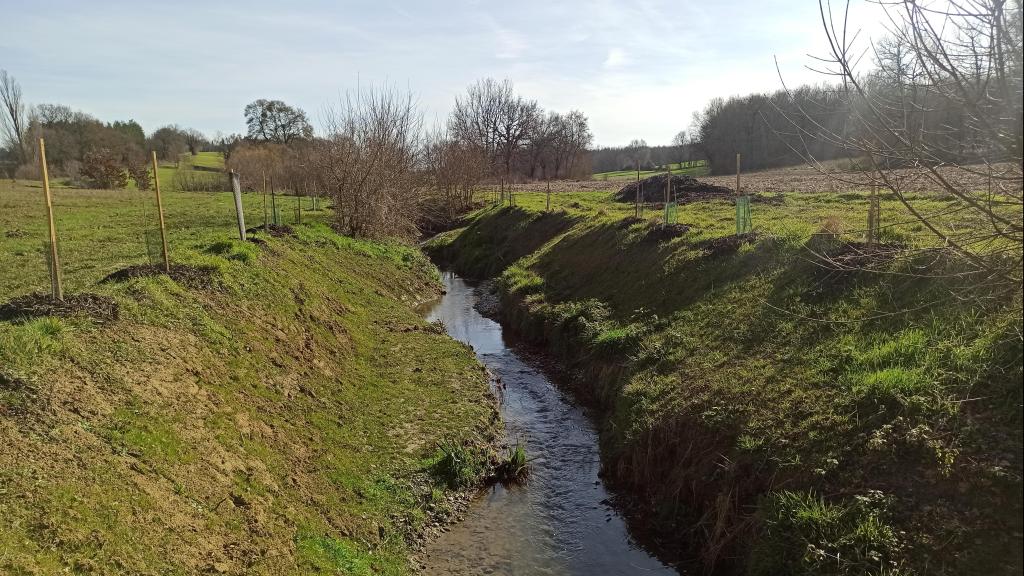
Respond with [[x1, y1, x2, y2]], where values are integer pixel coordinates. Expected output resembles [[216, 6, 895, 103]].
[[13, 162, 36, 180], [421, 127, 489, 225], [127, 161, 151, 191], [0, 69, 29, 165], [312, 85, 423, 240], [225, 141, 300, 192]]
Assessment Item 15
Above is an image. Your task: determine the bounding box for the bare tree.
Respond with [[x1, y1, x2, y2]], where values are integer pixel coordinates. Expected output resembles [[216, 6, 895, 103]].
[[449, 78, 540, 186], [625, 138, 650, 173], [671, 130, 688, 166], [784, 0, 1023, 289], [0, 69, 29, 164], [148, 125, 189, 163], [313, 85, 422, 239], [526, 112, 558, 179], [36, 103, 75, 126], [551, 110, 593, 178], [182, 128, 206, 156], [422, 127, 488, 224]]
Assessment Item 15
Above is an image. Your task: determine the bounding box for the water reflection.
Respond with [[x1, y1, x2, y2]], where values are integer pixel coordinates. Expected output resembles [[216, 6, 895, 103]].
[[420, 272, 678, 575]]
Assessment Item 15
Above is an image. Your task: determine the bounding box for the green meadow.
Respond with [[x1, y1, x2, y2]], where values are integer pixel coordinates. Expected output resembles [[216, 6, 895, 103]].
[[0, 181, 499, 574]]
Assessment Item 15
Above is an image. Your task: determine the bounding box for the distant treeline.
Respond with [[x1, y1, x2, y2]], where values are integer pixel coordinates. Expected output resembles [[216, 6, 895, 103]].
[[687, 84, 849, 175], [589, 142, 700, 173], [592, 22, 1023, 177], [0, 75, 229, 189]]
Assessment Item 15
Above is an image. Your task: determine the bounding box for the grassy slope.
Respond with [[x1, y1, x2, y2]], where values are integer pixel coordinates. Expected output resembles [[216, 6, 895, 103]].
[[0, 183, 499, 574], [426, 190, 1023, 575]]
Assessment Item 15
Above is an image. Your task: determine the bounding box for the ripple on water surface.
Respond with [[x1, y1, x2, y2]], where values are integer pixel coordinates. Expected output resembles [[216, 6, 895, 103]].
[[420, 272, 679, 576]]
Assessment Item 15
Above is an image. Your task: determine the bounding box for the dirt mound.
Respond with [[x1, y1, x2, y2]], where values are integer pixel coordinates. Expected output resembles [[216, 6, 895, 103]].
[[0, 292, 119, 323], [615, 174, 734, 204], [102, 263, 219, 289], [246, 224, 295, 237], [643, 223, 692, 242], [694, 232, 758, 256]]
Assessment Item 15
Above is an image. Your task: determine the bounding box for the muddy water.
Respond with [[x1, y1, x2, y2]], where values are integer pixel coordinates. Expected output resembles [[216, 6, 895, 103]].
[[420, 272, 679, 575]]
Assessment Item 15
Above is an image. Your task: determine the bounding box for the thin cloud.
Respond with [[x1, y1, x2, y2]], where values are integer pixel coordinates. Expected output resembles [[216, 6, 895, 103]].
[[603, 48, 628, 69], [1, 0, 891, 146]]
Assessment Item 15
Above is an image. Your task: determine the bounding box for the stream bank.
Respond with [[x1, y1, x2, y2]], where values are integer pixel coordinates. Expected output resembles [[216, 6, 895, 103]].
[[418, 272, 679, 575]]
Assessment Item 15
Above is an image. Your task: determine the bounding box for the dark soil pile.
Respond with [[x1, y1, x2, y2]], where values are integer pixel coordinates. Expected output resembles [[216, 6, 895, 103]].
[[694, 232, 758, 256], [246, 224, 295, 237], [0, 292, 119, 323], [615, 174, 734, 204], [102, 263, 219, 289], [643, 223, 692, 242]]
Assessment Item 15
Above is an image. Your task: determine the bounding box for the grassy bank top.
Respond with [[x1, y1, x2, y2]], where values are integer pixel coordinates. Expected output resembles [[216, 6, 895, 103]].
[[427, 185, 1022, 575], [0, 182, 499, 574]]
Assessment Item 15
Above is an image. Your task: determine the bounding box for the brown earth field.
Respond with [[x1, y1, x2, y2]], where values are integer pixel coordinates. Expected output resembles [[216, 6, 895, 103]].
[[502, 162, 1018, 196]]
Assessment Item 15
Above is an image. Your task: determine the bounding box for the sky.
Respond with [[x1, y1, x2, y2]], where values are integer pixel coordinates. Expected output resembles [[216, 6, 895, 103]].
[[0, 0, 891, 147]]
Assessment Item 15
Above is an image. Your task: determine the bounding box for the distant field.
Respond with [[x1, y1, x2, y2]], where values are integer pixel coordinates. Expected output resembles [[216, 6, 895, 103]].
[[156, 151, 228, 192], [0, 179, 314, 297], [489, 185, 957, 248], [188, 151, 225, 170], [490, 164, 1019, 253], [593, 160, 709, 181]]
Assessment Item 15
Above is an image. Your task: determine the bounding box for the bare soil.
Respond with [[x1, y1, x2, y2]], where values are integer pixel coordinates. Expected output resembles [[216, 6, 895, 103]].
[[615, 174, 734, 203], [522, 162, 1018, 197], [700, 162, 1016, 194], [246, 224, 295, 237], [0, 292, 119, 323], [102, 263, 219, 289]]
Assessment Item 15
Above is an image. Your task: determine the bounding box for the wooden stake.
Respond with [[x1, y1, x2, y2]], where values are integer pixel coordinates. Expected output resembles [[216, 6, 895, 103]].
[[546, 177, 551, 211], [868, 184, 880, 245], [262, 171, 268, 231], [635, 160, 640, 218], [664, 169, 671, 224], [735, 153, 741, 196], [151, 151, 171, 273], [39, 138, 63, 300], [270, 178, 277, 225]]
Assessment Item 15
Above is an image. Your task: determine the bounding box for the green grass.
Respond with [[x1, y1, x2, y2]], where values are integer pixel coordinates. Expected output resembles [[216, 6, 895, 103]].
[[426, 189, 1022, 575], [751, 490, 907, 576], [190, 151, 226, 170], [0, 177, 303, 297], [0, 180, 500, 574], [593, 160, 710, 181], [429, 438, 489, 489], [497, 442, 529, 483], [155, 151, 228, 192]]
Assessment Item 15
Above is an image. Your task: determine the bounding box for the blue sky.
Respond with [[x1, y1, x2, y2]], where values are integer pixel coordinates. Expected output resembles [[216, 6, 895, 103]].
[[0, 0, 888, 146]]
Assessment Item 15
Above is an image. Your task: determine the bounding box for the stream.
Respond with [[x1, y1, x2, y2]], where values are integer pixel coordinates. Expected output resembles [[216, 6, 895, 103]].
[[419, 271, 679, 575]]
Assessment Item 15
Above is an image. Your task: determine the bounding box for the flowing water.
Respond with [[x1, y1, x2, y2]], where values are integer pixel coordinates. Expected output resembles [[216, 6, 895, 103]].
[[419, 271, 679, 576]]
